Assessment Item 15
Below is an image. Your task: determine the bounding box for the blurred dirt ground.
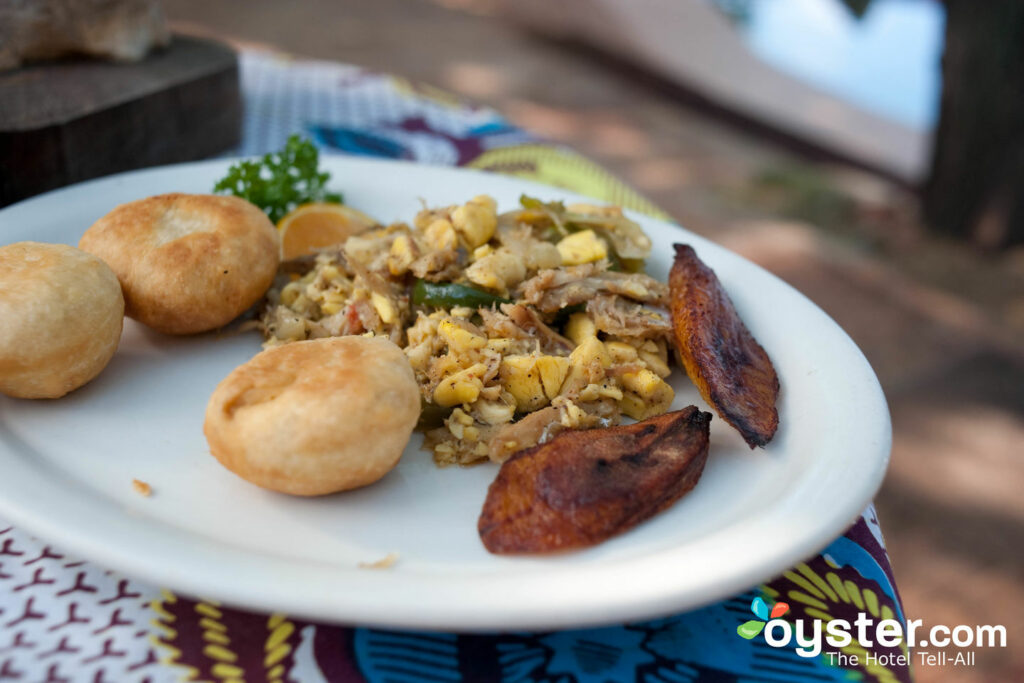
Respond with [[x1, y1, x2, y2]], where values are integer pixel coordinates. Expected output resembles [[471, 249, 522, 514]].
[[165, 0, 1024, 679]]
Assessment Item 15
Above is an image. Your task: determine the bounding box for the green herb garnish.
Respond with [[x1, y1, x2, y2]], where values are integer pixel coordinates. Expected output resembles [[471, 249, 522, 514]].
[[213, 135, 342, 223]]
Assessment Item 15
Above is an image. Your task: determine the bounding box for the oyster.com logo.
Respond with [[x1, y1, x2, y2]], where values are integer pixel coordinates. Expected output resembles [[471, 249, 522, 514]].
[[735, 595, 1006, 668], [737, 597, 789, 639]]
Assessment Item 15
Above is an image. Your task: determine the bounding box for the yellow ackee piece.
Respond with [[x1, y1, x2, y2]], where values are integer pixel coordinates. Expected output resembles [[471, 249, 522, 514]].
[[569, 336, 611, 369], [438, 319, 487, 354], [433, 364, 486, 407], [474, 396, 516, 425], [499, 355, 547, 411], [620, 367, 664, 397], [451, 196, 497, 248], [535, 356, 571, 399], [619, 392, 648, 420], [464, 249, 526, 291], [564, 313, 596, 345], [618, 368, 674, 419], [388, 234, 416, 275], [578, 381, 623, 402], [604, 340, 638, 364], [370, 292, 396, 324], [559, 337, 612, 397], [320, 300, 344, 316], [486, 337, 518, 354], [424, 218, 458, 251], [557, 230, 607, 266], [639, 348, 671, 377], [280, 281, 302, 306], [319, 264, 343, 281]]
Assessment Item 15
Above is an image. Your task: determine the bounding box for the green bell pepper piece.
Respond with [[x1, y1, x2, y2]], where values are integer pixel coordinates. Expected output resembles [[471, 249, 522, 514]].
[[412, 280, 511, 308]]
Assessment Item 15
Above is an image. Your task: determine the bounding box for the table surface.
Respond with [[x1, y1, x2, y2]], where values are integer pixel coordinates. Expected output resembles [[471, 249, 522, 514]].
[[0, 49, 908, 683]]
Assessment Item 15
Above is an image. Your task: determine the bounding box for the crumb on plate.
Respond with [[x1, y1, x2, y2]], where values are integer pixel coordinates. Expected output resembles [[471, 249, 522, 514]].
[[358, 552, 399, 569], [132, 478, 152, 497]]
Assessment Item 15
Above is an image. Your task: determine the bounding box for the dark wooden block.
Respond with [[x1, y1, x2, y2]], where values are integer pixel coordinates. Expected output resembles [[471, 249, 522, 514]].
[[0, 35, 240, 207]]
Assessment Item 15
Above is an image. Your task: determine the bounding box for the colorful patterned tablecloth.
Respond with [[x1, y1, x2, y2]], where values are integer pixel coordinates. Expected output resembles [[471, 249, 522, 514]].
[[0, 50, 908, 683]]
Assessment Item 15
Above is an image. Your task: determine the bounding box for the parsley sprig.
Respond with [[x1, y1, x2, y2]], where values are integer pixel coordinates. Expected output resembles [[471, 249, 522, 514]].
[[213, 135, 342, 223]]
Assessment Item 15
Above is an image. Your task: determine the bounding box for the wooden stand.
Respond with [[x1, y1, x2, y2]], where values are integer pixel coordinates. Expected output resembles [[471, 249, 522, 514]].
[[0, 35, 241, 207]]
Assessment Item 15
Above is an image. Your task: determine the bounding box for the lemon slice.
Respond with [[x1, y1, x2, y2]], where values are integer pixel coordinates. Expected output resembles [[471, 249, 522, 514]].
[[276, 203, 378, 260]]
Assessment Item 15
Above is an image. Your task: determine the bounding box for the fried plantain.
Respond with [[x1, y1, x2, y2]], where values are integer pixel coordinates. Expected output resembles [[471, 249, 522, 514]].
[[478, 407, 711, 554], [669, 244, 779, 448]]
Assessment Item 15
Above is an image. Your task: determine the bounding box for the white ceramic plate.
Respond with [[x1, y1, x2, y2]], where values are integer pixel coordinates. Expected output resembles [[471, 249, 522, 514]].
[[0, 156, 890, 631]]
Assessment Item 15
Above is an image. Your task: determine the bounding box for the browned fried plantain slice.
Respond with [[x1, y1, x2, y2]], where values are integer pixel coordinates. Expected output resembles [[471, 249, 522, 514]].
[[669, 244, 779, 448], [478, 407, 711, 554]]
